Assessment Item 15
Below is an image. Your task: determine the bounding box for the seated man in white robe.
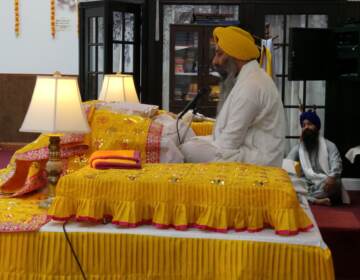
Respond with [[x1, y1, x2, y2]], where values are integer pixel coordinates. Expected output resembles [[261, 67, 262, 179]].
[[180, 26, 286, 167], [287, 111, 344, 206]]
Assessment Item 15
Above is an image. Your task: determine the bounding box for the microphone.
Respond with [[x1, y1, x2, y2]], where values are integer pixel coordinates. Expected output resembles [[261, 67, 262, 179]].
[[177, 87, 207, 120]]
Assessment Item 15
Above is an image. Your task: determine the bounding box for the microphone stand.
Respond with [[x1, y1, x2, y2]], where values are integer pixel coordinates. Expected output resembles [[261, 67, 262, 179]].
[[180, 107, 198, 144], [177, 102, 203, 145], [176, 88, 206, 145]]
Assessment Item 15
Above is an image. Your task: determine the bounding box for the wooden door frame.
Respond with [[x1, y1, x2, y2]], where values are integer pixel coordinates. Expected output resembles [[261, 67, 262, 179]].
[[79, 0, 144, 101]]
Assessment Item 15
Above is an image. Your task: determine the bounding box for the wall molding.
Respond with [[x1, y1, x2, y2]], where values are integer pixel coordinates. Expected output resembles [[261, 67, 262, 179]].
[[0, 142, 28, 150], [342, 178, 360, 191]]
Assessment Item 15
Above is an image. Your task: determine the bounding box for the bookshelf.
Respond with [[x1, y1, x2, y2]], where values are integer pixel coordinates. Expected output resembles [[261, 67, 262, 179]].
[[169, 24, 222, 117]]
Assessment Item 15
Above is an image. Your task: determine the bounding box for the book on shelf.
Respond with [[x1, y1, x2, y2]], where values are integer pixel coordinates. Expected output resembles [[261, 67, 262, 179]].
[[192, 19, 240, 26], [193, 13, 233, 20], [191, 13, 239, 26]]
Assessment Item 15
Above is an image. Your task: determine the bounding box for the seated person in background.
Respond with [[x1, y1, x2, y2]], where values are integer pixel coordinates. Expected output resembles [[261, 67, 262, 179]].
[[180, 26, 286, 167], [287, 111, 343, 206]]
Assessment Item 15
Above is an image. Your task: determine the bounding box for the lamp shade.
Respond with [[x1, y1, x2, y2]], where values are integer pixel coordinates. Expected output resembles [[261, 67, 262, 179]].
[[20, 74, 90, 134], [98, 73, 140, 103]]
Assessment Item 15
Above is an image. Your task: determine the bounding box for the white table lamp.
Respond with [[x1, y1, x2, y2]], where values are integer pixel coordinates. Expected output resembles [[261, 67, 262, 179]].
[[98, 73, 139, 103], [20, 72, 90, 207]]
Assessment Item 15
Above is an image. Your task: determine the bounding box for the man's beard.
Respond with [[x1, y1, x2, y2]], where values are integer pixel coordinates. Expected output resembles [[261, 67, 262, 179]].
[[302, 129, 319, 153], [215, 58, 238, 114], [214, 57, 238, 81]]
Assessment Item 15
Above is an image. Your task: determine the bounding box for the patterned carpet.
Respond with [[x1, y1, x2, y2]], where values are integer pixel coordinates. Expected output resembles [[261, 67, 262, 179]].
[[311, 192, 360, 280]]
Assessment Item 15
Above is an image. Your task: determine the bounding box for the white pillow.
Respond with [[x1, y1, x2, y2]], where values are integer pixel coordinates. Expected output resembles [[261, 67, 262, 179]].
[[154, 113, 197, 163], [98, 102, 159, 118], [153, 113, 196, 146]]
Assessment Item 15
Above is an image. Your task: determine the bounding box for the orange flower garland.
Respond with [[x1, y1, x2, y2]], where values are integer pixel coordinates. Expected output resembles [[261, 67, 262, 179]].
[[14, 0, 20, 37], [50, 0, 56, 38]]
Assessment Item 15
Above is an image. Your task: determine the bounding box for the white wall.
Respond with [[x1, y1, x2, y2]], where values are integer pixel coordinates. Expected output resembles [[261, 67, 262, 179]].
[[0, 0, 78, 75]]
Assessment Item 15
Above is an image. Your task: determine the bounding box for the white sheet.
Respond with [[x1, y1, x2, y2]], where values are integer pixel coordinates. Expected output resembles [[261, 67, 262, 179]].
[[41, 194, 326, 249], [97, 102, 159, 118], [155, 113, 195, 162]]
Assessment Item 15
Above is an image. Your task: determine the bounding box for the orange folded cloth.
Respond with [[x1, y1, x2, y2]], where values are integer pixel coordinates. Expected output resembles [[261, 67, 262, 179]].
[[89, 150, 141, 169]]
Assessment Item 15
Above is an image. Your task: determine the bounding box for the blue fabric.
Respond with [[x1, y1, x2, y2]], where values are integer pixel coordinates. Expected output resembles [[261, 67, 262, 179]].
[[300, 111, 321, 130]]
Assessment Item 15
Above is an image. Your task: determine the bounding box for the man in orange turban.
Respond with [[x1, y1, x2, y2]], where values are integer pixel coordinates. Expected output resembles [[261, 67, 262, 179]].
[[181, 26, 286, 167]]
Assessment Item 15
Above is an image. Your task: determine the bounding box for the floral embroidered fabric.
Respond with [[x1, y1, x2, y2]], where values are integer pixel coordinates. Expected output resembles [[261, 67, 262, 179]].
[[0, 194, 49, 232]]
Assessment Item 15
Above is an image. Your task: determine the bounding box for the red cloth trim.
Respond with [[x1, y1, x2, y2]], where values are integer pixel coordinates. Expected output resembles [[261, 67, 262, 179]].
[[76, 216, 104, 224], [234, 227, 247, 232], [47, 215, 74, 222], [48, 215, 313, 236], [300, 224, 314, 232], [275, 224, 314, 236], [92, 162, 142, 170], [145, 122, 163, 163], [193, 224, 228, 233], [113, 220, 152, 228]]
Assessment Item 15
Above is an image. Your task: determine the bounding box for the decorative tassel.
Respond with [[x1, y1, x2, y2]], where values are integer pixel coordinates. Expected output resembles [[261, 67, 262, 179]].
[[51, 0, 56, 38], [14, 0, 20, 37]]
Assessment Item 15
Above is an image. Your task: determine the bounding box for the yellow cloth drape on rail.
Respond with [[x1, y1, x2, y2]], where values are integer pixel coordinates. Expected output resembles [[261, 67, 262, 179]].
[[48, 163, 313, 235], [0, 230, 334, 279], [259, 38, 273, 77]]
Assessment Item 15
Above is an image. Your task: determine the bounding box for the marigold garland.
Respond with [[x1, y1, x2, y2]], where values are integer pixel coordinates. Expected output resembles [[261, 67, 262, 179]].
[[14, 0, 20, 37], [51, 0, 56, 38]]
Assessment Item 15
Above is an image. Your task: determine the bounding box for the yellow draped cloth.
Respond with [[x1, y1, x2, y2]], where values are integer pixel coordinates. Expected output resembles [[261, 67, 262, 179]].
[[49, 162, 312, 235], [0, 108, 163, 199], [89, 109, 152, 163], [0, 194, 49, 232], [0, 134, 88, 197], [0, 230, 334, 279], [0, 100, 98, 198]]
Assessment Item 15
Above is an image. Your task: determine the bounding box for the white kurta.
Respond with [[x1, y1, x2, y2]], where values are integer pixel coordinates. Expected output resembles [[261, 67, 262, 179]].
[[181, 60, 286, 167]]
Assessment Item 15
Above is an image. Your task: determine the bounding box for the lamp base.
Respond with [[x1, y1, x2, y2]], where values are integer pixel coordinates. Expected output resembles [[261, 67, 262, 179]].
[[39, 136, 62, 209]]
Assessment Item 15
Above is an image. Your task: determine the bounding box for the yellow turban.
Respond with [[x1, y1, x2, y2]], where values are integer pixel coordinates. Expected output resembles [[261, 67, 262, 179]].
[[213, 26, 260, 61]]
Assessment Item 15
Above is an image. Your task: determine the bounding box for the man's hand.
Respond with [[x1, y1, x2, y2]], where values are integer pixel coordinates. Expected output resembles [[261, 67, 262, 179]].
[[324, 176, 337, 193]]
